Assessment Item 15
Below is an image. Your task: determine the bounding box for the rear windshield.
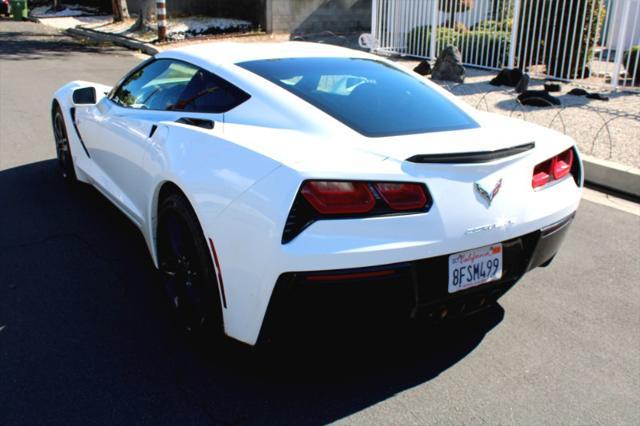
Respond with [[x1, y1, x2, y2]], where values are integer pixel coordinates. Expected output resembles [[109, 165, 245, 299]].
[[238, 57, 478, 137]]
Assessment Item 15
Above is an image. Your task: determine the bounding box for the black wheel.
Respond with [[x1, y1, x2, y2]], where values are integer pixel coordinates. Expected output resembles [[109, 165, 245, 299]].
[[51, 103, 77, 181], [157, 190, 223, 338]]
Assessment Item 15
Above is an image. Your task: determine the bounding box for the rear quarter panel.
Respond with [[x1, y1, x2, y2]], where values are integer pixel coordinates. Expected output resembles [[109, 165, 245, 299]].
[[141, 122, 282, 267]]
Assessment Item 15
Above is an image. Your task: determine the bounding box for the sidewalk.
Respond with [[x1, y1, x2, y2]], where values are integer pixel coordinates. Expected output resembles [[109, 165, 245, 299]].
[[32, 16, 640, 198]]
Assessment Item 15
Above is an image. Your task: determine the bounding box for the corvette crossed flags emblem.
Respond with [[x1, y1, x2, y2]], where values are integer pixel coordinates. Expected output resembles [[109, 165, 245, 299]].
[[474, 178, 503, 206]]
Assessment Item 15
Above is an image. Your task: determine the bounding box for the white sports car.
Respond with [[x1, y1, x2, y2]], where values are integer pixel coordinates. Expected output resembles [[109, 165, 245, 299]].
[[51, 42, 582, 346]]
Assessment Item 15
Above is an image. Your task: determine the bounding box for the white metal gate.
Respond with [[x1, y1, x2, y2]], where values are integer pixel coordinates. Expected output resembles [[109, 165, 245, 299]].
[[371, 0, 640, 90]]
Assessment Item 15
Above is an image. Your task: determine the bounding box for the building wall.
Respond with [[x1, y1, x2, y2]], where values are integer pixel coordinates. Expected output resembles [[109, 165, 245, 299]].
[[128, 0, 266, 27], [76, 0, 266, 29], [75, 0, 372, 35], [266, 0, 371, 34]]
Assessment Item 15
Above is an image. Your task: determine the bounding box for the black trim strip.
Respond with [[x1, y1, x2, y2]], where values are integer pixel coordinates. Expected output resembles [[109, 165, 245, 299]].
[[406, 142, 535, 164], [176, 117, 215, 129], [69, 108, 91, 159]]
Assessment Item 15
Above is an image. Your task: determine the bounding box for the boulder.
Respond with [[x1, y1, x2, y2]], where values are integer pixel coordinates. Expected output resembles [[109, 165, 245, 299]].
[[490, 68, 523, 87], [517, 90, 561, 107], [431, 46, 465, 83], [543, 81, 562, 92], [515, 74, 530, 93], [413, 60, 432, 76]]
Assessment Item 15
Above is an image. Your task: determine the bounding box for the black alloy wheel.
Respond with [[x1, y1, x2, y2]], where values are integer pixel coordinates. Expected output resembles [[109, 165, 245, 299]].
[[51, 104, 77, 181], [157, 191, 223, 338]]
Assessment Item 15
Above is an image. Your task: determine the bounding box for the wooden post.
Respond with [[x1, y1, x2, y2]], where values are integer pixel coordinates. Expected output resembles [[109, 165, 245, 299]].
[[112, 0, 129, 22], [157, 0, 167, 41]]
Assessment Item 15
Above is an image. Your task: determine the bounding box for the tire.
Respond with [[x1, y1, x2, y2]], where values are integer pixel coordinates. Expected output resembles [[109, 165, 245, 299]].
[[157, 190, 224, 339], [51, 103, 77, 181]]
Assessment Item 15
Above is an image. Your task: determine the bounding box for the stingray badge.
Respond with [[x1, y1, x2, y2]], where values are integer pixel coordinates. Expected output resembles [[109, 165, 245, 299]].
[[474, 178, 503, 206]]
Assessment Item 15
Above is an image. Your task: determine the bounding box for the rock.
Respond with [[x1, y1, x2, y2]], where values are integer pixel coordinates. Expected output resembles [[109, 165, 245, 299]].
[[568, 88, 588, 96], [586, 93, 609, 101], [431, 46, 465, 83], [413, 60, 432, 76], [515, 74, 530, 93], [517, 90, 561, 107], [567, 88, 609, 101], [490, 68, 523, 87], [544, 81, 562, 92]]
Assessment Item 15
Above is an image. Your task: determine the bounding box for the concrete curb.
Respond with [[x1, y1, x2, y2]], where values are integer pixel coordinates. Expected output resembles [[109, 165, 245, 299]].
[[582, 155, 640, 199], [65, 27, 160, 55]]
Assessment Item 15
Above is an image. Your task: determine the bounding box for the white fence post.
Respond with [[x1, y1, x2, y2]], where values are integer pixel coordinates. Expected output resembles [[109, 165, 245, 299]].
[[508, 0, 522, 69], [429, 0, 438, 60], [371, 0, 378, 51], [612, 0, 631, 90]]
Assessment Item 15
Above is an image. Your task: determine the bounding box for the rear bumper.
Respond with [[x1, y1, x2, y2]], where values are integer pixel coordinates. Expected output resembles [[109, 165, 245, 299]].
[[260, 212, 575, 340]]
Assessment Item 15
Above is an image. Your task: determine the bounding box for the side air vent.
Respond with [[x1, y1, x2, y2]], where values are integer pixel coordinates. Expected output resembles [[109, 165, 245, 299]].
[[406, 142, 535, 164], [176, 117, 214, 129]]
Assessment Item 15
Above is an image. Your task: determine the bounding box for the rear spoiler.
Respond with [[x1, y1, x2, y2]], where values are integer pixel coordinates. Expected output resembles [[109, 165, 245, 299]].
[[406, 142, 535, 164]]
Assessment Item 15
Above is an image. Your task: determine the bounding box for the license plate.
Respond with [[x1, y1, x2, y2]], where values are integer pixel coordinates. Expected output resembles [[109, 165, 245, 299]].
[[448, 243, 503, 293]]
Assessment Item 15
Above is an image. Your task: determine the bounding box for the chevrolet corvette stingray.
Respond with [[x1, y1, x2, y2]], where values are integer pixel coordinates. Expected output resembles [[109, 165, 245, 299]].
[[51, 42, 582, 345]]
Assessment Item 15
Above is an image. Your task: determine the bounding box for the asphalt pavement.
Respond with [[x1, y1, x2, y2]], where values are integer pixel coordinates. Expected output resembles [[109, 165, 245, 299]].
[[1, 20, 639, 426]]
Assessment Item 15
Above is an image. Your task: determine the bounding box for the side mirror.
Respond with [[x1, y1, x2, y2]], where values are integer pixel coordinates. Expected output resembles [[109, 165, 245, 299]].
[[72, 87, 97, 105]]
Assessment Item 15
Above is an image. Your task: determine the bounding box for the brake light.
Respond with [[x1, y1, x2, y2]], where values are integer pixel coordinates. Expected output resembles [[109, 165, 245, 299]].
[[532, 148, 575, 189], [300, 181, 375, 214], [375, 183, 428, 210], [532, 159, 552, 189], [553, 148, 574, 180]]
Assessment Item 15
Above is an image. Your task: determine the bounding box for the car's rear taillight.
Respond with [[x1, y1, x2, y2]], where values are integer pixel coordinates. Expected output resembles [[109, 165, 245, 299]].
[[532, 148, 575, 189], [300, 181, 375, 214], [553, 148, 574, 180], [375, 182, 428, 211], [532, 159, 552, 189], [283, 180, 432, 243]]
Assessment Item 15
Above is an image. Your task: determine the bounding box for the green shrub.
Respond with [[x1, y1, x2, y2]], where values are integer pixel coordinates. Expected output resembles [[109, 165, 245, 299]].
[[624, 45, 640, 85], [407, 26, 511, 69], [472, 19, 511, 32]]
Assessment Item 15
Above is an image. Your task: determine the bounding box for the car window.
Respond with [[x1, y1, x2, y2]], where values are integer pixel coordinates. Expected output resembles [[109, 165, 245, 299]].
[[238, 57, 478, 137], [112, 59, 197, 110], [111, 59, 249, 113], [317, 75, 371, 96], [169, 68, 250, 113]]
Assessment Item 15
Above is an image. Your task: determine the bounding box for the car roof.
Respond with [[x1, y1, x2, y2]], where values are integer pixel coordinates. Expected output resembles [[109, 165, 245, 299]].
[[156, 41, 374, 66]]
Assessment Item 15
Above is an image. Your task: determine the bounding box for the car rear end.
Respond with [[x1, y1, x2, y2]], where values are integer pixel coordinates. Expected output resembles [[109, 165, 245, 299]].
[[206, 48, 582, 345], [208, 124, 582, 345], [261, 144, 580, 341]]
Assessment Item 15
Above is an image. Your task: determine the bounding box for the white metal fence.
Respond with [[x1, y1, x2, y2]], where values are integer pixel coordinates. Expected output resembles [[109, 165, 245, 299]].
[[372, 0, 640, 90]]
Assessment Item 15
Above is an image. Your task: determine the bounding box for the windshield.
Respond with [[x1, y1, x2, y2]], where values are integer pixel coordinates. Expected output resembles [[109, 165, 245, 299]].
[[238, 57, 478, 137]]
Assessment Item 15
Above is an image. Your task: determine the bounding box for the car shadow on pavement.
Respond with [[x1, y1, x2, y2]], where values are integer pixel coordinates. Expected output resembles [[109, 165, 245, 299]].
[[0, 160, 504, 425]]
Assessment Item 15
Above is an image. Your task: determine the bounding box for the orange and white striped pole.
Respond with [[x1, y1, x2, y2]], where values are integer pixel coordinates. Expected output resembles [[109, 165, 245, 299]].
[[157, 0, 167, 41]]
